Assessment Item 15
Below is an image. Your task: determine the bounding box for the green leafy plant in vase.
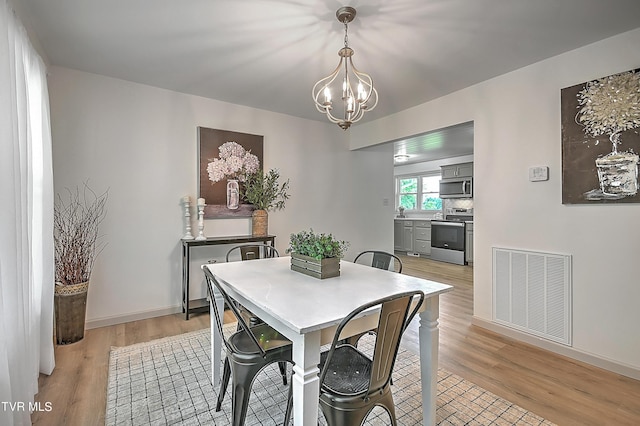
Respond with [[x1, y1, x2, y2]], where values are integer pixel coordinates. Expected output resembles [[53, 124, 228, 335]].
[[287, 229, 350, 279], [242, 168, 290, 237]]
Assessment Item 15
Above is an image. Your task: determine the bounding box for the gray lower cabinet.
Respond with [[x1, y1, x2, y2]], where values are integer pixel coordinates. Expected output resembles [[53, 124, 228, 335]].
[[394, 220, 414, 252], [413, 220, 431, 255], [402, 222, 414, 252], [465, 223, 474, 263], [393, 220, 404, 250]]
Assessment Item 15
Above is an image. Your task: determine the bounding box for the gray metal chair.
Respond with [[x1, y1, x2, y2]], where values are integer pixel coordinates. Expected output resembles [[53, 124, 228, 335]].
[[203, 266, 293, 426], [348, 250, 404, 347], [222, 243, 288, 396], [225, 243, 280, 328], [225, 243, 279, 263], [354, 250, 403, 273], [284, 290, 425, 425]]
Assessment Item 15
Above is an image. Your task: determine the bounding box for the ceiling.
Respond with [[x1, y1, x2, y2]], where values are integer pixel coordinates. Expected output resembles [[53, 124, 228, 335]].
[[391, 121, 474, 165], [16, 0, 640, 162]]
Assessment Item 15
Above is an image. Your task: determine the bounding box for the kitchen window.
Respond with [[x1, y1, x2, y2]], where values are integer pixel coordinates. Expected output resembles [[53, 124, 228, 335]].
[[397, 173, 443, 211]]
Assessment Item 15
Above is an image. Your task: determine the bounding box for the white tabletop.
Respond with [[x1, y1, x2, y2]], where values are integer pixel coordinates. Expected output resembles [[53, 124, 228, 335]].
[[206, 256, 452, 334]]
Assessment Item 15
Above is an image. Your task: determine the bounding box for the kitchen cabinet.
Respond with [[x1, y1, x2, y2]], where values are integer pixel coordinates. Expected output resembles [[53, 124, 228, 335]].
[[465, 222, 474, 264], [413, 220, 431, 255], [441, 162, 473, 179], [402, 221, 414, 252], [393, 220, 404, 250], [394, 220, 414, 252]]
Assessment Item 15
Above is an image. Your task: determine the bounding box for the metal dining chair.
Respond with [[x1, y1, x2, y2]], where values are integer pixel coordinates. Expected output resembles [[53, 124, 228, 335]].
[[353, 250, 403, 273], [348, 250, 404, 348], [225, 243, 279, 263], [225, 243, 280, 327], [203, 266, 293, 426], [221, 243, 289, 394], [284, 290, 425, 425]]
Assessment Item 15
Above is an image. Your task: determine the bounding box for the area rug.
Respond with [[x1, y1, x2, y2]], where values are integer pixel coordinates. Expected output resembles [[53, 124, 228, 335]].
[[106, 325, 555, 425]]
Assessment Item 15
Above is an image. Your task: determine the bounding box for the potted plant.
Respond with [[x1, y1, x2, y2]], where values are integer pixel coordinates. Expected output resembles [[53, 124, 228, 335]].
[[242, 168, 290, 237], [287, 229, 349, 279], [53, 184, 108, 344]]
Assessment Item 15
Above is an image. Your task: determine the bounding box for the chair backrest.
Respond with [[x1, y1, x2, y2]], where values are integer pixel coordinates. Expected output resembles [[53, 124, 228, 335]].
[[201, 265, 266, 357], [354, 250, 403, 273], [320, 290, 424, 397], [226, 244, 279, 262]]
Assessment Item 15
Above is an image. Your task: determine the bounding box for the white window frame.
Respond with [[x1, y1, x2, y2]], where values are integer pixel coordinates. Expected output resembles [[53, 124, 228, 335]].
[[396, 172, 443, 212]]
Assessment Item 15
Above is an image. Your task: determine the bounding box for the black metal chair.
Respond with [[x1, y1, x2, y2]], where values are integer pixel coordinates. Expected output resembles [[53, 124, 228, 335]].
[[203, 266, 293, 426], [284, 290, 425, 425], [353, 250, 403, 273], [221, 244, 288, 395]]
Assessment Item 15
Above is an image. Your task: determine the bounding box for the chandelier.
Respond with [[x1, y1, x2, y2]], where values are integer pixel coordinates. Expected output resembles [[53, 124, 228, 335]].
[[312, 6, 378, 130]]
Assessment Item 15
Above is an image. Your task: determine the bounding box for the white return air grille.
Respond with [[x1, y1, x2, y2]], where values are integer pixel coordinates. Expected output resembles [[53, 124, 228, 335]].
[[493, 247, 572, 346]]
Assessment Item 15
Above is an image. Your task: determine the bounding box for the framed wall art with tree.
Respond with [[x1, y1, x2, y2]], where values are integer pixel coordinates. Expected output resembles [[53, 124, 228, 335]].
[[561, 68, 640, 204]]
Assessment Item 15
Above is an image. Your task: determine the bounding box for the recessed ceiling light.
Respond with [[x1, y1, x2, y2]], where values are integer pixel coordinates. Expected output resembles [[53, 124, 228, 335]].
[[394, 154, 410, 162]]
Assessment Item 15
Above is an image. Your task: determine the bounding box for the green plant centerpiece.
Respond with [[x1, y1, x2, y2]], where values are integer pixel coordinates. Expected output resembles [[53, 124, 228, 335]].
[[287, 229, 349, 279], [242, 168, 290, 237], [53, 184, 108, 344]]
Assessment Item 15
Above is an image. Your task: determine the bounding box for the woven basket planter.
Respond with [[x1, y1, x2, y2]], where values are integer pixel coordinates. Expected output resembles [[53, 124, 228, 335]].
[[290, 253, 340, 279], [54, 281, 89, 345], [252, 209, 268, 237]]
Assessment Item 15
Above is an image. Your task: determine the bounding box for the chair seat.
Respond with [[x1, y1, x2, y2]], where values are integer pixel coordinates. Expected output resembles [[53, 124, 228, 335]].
[[319, 345, 372, 396], [229, 322, 291, 354]]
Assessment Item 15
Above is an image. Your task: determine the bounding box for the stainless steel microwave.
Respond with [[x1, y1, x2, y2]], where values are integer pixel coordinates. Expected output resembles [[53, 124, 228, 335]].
[[439, 178, 472, 199]]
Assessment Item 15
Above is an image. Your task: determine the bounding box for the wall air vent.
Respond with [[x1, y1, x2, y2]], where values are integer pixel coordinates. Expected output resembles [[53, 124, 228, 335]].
[[493, 247, 572, 346]]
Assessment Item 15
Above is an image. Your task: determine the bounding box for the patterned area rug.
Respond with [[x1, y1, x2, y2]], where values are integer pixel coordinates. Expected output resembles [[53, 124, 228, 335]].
[[106, 325, 555, 425]]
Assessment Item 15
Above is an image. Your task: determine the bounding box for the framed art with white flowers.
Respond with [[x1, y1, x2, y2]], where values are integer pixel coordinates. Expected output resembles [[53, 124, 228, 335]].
[[198, 127, 264, 218]]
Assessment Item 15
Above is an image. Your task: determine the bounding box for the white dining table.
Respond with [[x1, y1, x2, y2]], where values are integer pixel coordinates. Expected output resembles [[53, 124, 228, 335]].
[[204, 256, 453, 426]]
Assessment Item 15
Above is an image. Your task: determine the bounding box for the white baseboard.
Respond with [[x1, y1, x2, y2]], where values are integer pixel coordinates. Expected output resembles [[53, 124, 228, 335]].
[[472, 316, 640, 381], [85, 305, 183, 330]]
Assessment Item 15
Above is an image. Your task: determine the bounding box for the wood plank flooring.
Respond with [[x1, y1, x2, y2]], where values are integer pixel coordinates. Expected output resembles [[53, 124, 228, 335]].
[[32, 256, 640, 425]]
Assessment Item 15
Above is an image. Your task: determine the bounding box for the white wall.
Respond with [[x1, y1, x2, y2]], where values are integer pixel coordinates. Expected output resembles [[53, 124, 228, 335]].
[[48, 67, 395, 326], [351, 28, 640, 375]]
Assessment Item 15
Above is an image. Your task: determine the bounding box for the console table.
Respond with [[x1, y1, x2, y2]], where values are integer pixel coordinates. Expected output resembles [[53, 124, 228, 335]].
[[181, 235, 276, 320]]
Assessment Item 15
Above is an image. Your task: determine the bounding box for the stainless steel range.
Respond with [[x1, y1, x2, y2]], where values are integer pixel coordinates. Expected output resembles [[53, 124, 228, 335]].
[[430, 214, 473, 265]]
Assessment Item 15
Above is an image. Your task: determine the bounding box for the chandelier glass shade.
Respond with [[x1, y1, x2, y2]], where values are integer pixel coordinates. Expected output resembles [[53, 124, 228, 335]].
[[312, 6, 378, 130]]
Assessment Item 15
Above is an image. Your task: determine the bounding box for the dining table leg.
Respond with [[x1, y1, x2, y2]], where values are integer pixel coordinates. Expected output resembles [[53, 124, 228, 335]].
[[418, 295, 440, 426], [291, 330, 321, 426]]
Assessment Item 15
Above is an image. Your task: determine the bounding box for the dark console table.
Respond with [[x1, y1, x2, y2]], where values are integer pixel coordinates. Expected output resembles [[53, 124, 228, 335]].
[[181, 234, 276, 320]]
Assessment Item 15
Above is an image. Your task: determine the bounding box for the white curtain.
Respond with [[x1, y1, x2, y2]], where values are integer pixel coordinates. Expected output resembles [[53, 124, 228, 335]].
[[0, 1, 55, 425]]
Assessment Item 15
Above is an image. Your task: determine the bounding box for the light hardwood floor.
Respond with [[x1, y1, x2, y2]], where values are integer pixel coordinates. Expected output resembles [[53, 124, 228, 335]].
[[32, 256, 640, 425]]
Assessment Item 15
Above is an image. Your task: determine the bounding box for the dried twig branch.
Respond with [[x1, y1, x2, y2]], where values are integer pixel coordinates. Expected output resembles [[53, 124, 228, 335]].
[[54, 183, 108, 285]]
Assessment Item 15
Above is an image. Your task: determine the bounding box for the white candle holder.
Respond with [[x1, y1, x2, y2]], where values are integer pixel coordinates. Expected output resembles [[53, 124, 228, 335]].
[[182, 197, 194, 240], [195, 203, 206, 240]]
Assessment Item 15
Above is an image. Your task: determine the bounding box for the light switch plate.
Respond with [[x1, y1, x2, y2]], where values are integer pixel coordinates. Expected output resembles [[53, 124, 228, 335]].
[[529, 166, 549, 181]]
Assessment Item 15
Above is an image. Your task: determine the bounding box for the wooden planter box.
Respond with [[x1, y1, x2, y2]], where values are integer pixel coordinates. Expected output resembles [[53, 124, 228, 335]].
[[290, 253, 340, 279]]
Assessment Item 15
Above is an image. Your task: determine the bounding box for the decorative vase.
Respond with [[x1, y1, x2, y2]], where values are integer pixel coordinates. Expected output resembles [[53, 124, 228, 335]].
[[226, 179, 240, 210], [595, 151, 639, 197], [290, 253, 340, 279], [54, 281, 89, 345], [252, 209, 268, 237]]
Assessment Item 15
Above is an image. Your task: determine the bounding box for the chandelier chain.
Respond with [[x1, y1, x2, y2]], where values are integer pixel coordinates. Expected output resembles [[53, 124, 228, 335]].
[[343, 21, 349, 48]]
